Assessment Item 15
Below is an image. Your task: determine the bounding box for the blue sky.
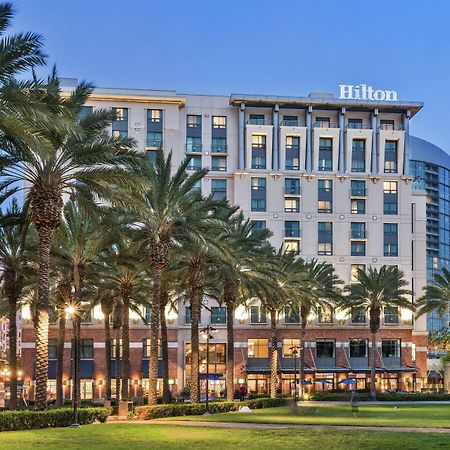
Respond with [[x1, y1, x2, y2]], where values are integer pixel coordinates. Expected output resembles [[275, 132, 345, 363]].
[[11, 0, 450, 154]]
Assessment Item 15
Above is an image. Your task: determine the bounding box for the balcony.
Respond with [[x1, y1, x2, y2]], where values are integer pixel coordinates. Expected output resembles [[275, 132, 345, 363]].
[[211, 143, 227, 153], [284, 185, 301, 195], [247, 119, 272, 126], [186, 143, 202, 153], [314, 121, 338, 129], [378, 124, 404, 131], [350, 188, 367, 197], [280, 119, 301, 127], [350, 229, 367, 239], [146, 139, 163, 149], [346, 121, 371, 130], [284, 228, 301, 238]]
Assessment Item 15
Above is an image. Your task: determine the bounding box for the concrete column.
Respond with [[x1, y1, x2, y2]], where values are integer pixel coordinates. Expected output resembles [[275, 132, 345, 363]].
[[371, 108, 379, 174], [238, 103, 245, 170], [403, 110, 411, 176], [272, 104, 280, 171], [306, 106, 313, 172], [338, 107, 346, 173]]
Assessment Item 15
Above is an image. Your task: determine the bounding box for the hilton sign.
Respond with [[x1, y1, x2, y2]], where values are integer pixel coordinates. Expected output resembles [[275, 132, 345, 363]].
[[339, 84, 398, 101]]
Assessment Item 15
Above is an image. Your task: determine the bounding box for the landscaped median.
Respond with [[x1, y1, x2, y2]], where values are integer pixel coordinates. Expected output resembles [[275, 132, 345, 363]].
[[135, 398, 290, 420], [308, 392, 450, 402], [0, 407, 111, 432]]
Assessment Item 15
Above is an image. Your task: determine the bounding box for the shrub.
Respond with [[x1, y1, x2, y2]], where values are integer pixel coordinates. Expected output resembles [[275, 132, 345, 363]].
[[135, 397, 289, 420], [0, 407, 111, 432], [308, 391, 450, 402]]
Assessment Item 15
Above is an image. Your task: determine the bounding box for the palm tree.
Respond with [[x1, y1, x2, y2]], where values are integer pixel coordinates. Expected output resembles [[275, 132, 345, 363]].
[[133, 151, 218, 405], [416, 268, 450, 318], [0, 200, 33, 409], [344, 265, 413, 399], [1, 77, 147, 409], [99, 291, 115, 402], [288, 258, 342, 400]]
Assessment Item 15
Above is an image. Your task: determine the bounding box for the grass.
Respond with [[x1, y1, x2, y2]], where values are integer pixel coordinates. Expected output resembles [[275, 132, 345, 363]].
[[0, 423, 449, 449], [162, 403, 450, 428]]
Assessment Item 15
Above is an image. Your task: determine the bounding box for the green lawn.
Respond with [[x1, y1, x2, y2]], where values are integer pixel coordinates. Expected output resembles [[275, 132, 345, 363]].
[[0, 423, 449, 450], [163, 403, 450, 428]]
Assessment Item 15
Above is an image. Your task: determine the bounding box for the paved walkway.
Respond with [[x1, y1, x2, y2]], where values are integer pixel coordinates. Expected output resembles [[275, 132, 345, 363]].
[[106, 417, 450, 434]]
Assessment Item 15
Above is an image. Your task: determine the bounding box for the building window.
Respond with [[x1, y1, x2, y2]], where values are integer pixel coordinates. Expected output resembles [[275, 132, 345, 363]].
[[282, 338, 300, 357], [381, 339, 400, 358], [380, 120, 394, 131], [318, 179, 333, 213], [347, 118, 363, 129], [318, 138, 333, 171], [193, 180, 201, 192], [110, 338, 122, 358], [112, 129, 128, 138], [112, 107, 128, 121], [351, 241, 366, 256], [384, 141, 398, 173], [187, 115, 201, 128], [251, 134, 266, 169], [349, 339, 367, 357], [318, 222, 333, 255], [186, 136, 202, 152], [284, 198, 300, 213], [212, 137, 227, 153], [80, 339, 94, 359], [251, 178, 266, 212], [315, 117, 330, 128], [285, 136, 300, 170], [351, 222, 366, 239], [383, 181, 398, 214], [351, 180, 366, 197], [285, 221, 300, 238], [283, 115, 298, 126], [147, 131, 163, 148], [351, 199, 366, 214], [285, 177, 301, 195], [212, 116, 226, 129], [186, 344, 225, 371], [148, 109, 162, 123], [248, 338, 268, 358], [250, 305, 266, 324], [316, 340, 335, 358], [284, 306, 299, 323], [251, 220, 266, 233], [351, 264, 365, 283], [317, 306, 333, 324], [284, 240, 300, 254], [184, 306, 195, 325], [48, 339, 58, 360], [384, 306, 399, 324], [351, 307, 366, 324], [211, 179, 227, 201], [248, 114, 265, 125], [351, 139, 366, 172], [144, 306, 151, 323], [79, 106, 93, 120], [211, 156, 227, 171], [143, 338, 162, 359], [211, 307, 226, 324], [187, 155, 201, 171], [384, 223, 398, 256]]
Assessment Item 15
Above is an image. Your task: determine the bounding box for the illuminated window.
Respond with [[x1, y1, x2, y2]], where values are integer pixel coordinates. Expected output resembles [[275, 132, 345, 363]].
[[247, 339, 268, 358], [282, 338, 300, 357]]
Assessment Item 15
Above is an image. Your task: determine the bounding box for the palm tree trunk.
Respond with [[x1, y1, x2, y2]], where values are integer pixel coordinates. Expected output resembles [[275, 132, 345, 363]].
[[35, 226, 53, 410], [299, 316, 307, 401], [104, 314, 112, 401], [115, 327, 121, 403], [8, 292, 18, 410], [371, 331, 377, 400], [148, 267, 162, 405], [56, 308, 66, 407], [121, 293, 130, 401], [75, 317, 81, 404], [226, 300, 235, 402], [190, 286, 202, 404], [269, 308, 278, 399], [160, 300, 170, 404]]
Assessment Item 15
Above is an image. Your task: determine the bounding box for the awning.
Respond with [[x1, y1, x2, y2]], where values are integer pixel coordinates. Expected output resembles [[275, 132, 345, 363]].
[[427, 370, 443, 380], [338, 378, 357, 385], [199, 373, 223, 381]]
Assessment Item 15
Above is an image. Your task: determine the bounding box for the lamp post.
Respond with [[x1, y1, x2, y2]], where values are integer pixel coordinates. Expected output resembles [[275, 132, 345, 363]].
[[200, 325, 217, 414], [289, 345, 300, 402], [65, 304, 81, 428]]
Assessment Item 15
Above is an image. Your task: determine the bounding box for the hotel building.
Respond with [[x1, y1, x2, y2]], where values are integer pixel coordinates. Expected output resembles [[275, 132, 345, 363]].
[[19, 80, 432, 400]]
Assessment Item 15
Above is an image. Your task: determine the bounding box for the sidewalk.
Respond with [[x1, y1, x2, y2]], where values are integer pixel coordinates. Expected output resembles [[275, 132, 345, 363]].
[[105, 418, 450, 434]]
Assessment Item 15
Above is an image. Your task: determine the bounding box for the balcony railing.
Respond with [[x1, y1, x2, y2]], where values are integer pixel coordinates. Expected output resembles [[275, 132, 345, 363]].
[[211, 144, 227, 153], [313, 121, 338, 129], [186, 143, 202, 152], [246, 119, 272, 126], [350, 229, 367, 239], [146, 139, 163, 148], [284, 185, 301, 195], [346, 122, 371, 130], [378, 124, 404, 131], [350, 188, 367, 197], [280, 119, 301, 127], [284, 228, 301, 238]]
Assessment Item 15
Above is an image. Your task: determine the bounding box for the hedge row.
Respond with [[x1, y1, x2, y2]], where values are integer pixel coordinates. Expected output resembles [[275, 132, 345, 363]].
[[0, 407, 111, 432], [309, 392, 450, 402], [135, 397, 289, 420]]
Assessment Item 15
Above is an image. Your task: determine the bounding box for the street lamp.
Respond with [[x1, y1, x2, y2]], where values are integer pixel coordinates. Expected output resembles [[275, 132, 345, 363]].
[[65, 303, 81, 428], [289, 345, 300, 402], [200, 325, 217, 414]]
